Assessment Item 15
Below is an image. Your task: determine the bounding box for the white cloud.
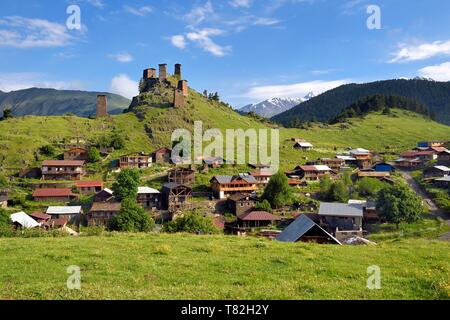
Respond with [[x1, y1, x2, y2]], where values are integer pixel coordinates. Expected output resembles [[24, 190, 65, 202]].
[[244, 79, 350, 100], [109, 74, 138, 99], [418, 62, 450, 81], [184, 1, 215, 26], [170, 35, 187, 49], [0, 16, 77, 48], [389, 40, 450, 63], [230, 0, 252, 8], [0, 72, 84, 92], [186, 28, 231, 57], [109, 53, 134, 63], [87, 0, 104, 8], [123, 5, 153, 16], [253, 17, 280, 26]]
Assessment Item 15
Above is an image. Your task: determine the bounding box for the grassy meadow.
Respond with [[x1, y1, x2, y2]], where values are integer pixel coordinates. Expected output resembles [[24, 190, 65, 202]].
[[0, 234, 448, 300]]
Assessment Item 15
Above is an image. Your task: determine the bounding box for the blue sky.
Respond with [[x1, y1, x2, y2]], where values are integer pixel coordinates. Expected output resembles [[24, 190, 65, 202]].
[[1, 0, 450, 107]]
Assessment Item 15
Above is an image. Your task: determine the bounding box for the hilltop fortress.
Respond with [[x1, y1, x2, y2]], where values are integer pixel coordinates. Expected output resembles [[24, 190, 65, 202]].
[[140, 63, 189, 108]]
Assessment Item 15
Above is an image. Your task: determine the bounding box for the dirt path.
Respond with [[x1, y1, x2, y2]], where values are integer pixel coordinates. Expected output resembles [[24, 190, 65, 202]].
[[398, 169, 450, 240]]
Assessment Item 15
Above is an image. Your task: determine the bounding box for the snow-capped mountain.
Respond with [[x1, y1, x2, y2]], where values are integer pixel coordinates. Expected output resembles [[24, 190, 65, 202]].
[[240, 93, 315, 118]]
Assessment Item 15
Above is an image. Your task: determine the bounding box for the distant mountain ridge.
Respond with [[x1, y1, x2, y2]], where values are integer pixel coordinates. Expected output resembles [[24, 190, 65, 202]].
[[0, 88, 130, 117], [272, 79, 450, 126], [240, 93, 315, 118]]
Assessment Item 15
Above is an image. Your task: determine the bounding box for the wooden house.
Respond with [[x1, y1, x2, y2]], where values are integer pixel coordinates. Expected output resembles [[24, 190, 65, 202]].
[[203, 156, 224, 168], [88, 202, 121, 226], [137, 187, 161, 210], [318, 202, 363, 232], [395, 157, 423, 169], [349, 148, 372, 169], [423, 166, 450, 178], [250, 170, 273, 187], [76, 181, 104, 195], [321, 158, 345, 171], [227, 193, 258, 216], [168, 167, 195, 185], [417, 141, 446, 148], [294, 142, 313, 151], [93, 188, 114, 202], [10, 212, 40, 229], [161, 183, 192, 211], [32, 188, 78, 202], [287, 165, 332, 181], [435, 176, 450, 189], [29, 212, 51, 223], [46, 206, 82, 223], [64, 147, 88, 161], [41, 160, 85, 181], [237, 211, 281, 229], [437, 150, 450, 166], [151, 147, 172, 164], [401, 150, 436, 162], [356, 171, 393, 184], [119, 152, 152, 169], [210, 174, 258, 199]]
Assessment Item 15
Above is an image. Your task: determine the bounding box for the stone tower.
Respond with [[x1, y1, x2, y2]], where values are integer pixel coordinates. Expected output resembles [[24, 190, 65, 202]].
[[96, 95, 108, 117], [178, 80, 189, 97], [159, 64, 167, 82], [174, 64, 182, 78], [173, 90, 184, 108], [143, 68, 156, 79]]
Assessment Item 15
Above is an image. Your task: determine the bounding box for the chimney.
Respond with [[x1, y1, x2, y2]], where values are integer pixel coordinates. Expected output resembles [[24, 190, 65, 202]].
[[174, 64, 182, 78], [96, 95, 108, 117], [159, 64, 167, 81]]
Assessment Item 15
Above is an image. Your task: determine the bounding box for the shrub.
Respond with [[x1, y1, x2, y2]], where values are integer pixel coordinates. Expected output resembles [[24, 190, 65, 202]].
[[163, 211, 218, 234], [109, 198, 155, 232], [262, 171, 292, 208]]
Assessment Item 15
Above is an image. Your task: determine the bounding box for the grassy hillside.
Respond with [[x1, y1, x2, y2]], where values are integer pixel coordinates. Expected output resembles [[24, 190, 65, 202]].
[[273, 79, 450, 126], [0, 88, 130, 117], [0, 234, 448, 300]]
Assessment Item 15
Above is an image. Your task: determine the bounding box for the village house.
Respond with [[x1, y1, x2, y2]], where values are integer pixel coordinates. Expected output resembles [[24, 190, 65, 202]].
[[287, 165, 332, 181], [356, 171, 394, 184], [423, 165, 450, 178], [318, 202, 364, 232], [32, 188, 79, 202], [437, 150, 450, 166], [321, 158, 345, 171], [203, 156, 224, 168], [417, 141, 446, 148], [119, 152, 152, 169], [395, 157, 423, 169], [210, 174, 258, 199], [29, 212, 51, 224], [372, 162, 395, 172], [168, 167, 195, 185], [76, 180, 104, 195], [151, 147, 172, 164], [0, 190, 8, 208], [294, 141, 313, 151], [348, 200, 378, 223], [227, 193, 258, 216], [435, 176, 450, 189], [41, 160, 85, 181], [93, 188, 114, 202], [336, 155, 357, 166], [46, 206, 82, 223], [10, 212, 40, 229], [250, 169, 273, 187], [401, 150, 436, 162], [64, 147, 88, 161], [161, 183, 192, 211], [88, 202, 121, 226], [137, 187, 161, 210], [349, 148, 372, 169], [236, 211, 281, 229], [276, 214, 341, 245]]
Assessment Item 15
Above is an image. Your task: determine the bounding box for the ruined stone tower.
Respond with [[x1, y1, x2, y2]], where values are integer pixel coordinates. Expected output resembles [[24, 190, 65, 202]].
[[96, 95, 108, 117], [143, 68, 157, 79], [174, 64, 182, 78], [159, 64, 167, 82], [178, 80, 189, 97], [173, 89, 184, 108]]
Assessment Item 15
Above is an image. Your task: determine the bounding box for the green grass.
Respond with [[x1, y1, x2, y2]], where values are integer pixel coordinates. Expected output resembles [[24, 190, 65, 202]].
[[0, 234, 448, 300]]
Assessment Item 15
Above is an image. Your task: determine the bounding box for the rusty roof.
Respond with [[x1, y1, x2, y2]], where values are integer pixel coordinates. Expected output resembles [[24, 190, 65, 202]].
[[42, 160, 85, 166], [237, 211, 281, 221], [33, 188, 76, 197]]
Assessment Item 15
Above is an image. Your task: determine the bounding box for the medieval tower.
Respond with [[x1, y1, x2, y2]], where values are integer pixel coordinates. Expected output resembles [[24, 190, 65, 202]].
[[96, 94, 108, 117]]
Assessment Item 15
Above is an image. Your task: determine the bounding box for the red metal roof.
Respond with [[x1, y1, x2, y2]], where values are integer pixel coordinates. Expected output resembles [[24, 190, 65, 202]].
[[42, 160, 85, 166], [238, 211, 281, 221], [33, 188, 76, 197], [29, 212, 51, 220], [401, 151, 434, 157], [76, 180, 104, 188]]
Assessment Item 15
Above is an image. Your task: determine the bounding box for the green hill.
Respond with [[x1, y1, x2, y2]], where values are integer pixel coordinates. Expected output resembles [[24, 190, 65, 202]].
[[0, 88, 130, 117], [272, 79, 450, 126]]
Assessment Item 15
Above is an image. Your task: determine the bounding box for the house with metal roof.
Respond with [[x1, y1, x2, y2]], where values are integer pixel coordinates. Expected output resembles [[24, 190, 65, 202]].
[[424, 165, 450, 178], [276, 214, 341, 244], [88, 202, 121, 226], [435, 176, 450, 189], [137, 186, 161, 210], [237, 211, 281, 229], [10, 212, 41, 229], [210, 174, 258, 199], [32, 188, 78, 202], [318, 202, 363, 231], [46, 206, 82, 222], [41, 160, 86, 181], [294, 141, 313, 150]]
